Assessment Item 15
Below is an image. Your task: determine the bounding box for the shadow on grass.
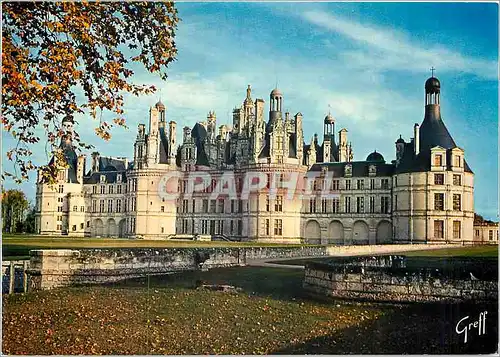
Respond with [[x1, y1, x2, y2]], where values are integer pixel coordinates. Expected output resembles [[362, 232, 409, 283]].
[[271, 300, 498, 354], [111, 266, 307, 301]]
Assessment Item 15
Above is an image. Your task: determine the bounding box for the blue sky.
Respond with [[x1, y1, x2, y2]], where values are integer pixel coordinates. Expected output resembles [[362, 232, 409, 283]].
[[2, 2, 498, 220]]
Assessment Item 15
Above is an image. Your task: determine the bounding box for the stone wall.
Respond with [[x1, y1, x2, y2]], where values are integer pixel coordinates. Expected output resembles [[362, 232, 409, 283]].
[[303, 256, 498, 303], [26, 246, 336, 291]]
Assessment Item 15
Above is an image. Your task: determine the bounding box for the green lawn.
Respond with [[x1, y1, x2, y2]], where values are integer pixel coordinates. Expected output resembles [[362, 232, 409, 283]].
[[1, 234, 319, 260], [2, 266, 497, 354], [273, 245, 498, 266]]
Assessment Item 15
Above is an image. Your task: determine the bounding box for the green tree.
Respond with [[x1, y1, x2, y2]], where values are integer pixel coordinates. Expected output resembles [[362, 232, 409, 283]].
[[24, 204, 37, 233], [2, 189, 29, 233], [2, 1, 179, 183]]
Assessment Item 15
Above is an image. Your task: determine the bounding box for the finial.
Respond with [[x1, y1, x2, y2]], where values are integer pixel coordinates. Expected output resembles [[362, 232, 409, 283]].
[[430, 66, 436, 77], [246, 84, 251, 99], [328, 104, 331, 115]]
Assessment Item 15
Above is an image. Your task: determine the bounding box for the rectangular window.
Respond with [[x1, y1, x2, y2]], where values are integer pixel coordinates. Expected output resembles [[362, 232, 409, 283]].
[[345, 197, 351, 213], [454, 155, 461, 167], [57, 215, 62, 221], [201, 220, 208, 235], [183, 199, 189, 213], [117, 185, 122, 194], [237, 220, 242, 235], [453, 194, 461, 211], [434, 220, 444, 239], [57, 224, 62, 230], [87, 221, 90, 228], [100, 185, 105, 194], [356, 197, 364, 213], [192, 200, 196, 213], [434, 154, 443, 166], [489, 230, 494, 240], [230, 220, 234, 234], [369, 197, 375, 213], [72, 225, 77, 231], [309, 198, 316, 213], [475, 229, 480, 237], [107, 200, 113, 212], [370, 179, 375, 190], [381, 197, 390, 213], [93, 186, 97, 194], [274, 219, 283, 236], [331, 180, 340, 191], [266, 196, 270, 212], [99, 200, 104, 213], [394, 195, 398, 211], [58, 185, 64, 193], [73, 206, 78, 212], [332, 198, 340, 213], [218, 199, 225, 213], [381, 179, 389, 190], [345, 180, 351, 190], [453, 221, 461, 239], [80, 206, 84, 212], [210, 200, 216, 213], [109, 185, 114, 194], [453, 174, 462, 186], [238, 200, 243, 213], [275, 196, 283, 212], [265, 219, 270, 235], [356, 179, 364, 190], [434, 193, 444, 211], [116, 199, 121, 213], [57, 206, 63, 212], [321, 198, 327, 213], [80, 223, 84, 229], [434, 174, 444, 185], [231, 200, 235, 213], [92, 200, 97, 212], [203, 200, 208, 213]]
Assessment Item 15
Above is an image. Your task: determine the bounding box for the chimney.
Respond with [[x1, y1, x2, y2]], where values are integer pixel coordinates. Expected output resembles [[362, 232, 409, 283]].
[[91, 152, 100, 173], [77, 155, 86, 183], [414, 123, 420, 155]]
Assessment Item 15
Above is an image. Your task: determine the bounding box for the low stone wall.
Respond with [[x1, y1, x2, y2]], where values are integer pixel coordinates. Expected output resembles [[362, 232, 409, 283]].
[[26, 246, 337, 291], [303, 256, 498, 303]]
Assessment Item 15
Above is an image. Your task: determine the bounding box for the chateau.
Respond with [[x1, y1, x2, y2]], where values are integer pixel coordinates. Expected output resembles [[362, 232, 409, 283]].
[[35, 76, 478, 244]]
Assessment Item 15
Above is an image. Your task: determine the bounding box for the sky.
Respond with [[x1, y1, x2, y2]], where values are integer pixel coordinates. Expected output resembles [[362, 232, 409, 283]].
[[2, 2, 498, 220]]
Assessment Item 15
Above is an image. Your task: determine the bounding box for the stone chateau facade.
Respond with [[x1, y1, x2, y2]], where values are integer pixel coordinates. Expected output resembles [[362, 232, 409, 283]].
[[35, 76, 478, 244]]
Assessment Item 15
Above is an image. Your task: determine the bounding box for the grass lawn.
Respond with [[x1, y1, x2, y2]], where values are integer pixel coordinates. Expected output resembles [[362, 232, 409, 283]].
[[1, 234, 319, 260], [2, 266, 498, 354], [273, 245, 499, 266]]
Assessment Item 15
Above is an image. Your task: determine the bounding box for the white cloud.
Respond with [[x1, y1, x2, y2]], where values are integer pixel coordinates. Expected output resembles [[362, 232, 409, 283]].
[[300, 10, 497, 80]]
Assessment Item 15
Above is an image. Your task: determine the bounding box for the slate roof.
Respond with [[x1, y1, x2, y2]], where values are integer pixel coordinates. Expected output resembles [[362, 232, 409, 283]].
[[310, 160, 395, 177], [158, 127, 170, 164], [395, 105, 472, 174], [191, 123, 210, 166], [83, 170, 127, 184], [47, 139, 79, 183]]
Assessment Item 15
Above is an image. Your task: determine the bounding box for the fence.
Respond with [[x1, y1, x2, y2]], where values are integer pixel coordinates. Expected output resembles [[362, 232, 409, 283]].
[[2, 260, 29, 294]]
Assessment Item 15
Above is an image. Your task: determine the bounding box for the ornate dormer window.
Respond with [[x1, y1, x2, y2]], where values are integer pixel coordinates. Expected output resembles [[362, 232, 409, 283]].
[[430, 146, 446, 171], [344, 164, 352, 177], [368, 165, 376, 177], [100, 175, 106, 183], [117, 174, 122, 183]]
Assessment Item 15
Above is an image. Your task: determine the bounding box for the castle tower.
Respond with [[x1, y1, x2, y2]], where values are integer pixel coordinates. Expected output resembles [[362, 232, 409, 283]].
[[393, 74, 474, 244], [146, 104, 160, 165], [269, 88, 283, 125]]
